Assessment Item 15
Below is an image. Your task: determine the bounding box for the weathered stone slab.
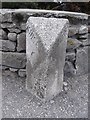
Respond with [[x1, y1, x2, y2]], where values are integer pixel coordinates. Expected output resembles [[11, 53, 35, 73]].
[[78, 25, 88, 34], [76, 47, 88, 75], [17, 32, 26, 52], [0, 40, 16, 52], [0, 29, 8, 40], [26, 17, 69, 101], [2, 52, 26, 69], [68, 26, 79, 37]]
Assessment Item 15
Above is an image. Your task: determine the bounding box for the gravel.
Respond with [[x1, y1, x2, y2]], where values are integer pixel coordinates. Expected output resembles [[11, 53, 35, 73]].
[[2, 70, 88, 118]]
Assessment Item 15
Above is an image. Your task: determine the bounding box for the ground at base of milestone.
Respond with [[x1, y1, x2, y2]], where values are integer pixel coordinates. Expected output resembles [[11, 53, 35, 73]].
[[2, 70, 88, 118]]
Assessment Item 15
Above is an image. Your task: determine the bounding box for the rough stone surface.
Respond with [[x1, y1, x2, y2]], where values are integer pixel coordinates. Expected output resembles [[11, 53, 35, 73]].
[[26, 17, 69, 101], [0, 29, 8, 40], [20, 23, 26, 30], [0, 13, 2, 23], [2, 70, 88, 118], [0, 40, 16, 52], [68, 26, 78, 37], [18, 69, 26, 77], [79, 25, 88, 34], [8, 28, 21, 33], [79, 39, 89, 46], [2, 52, 26, 69], [88, 26, 90, 33], [17, 32, 26, 52], [64, 61, 76, 76], [66, 52, 75, 62], [1, 23, 15, 29], [1, 13, 12, 23], [79, 34, 88, 39], [76, 47, 88, 75], [8, 33, 17, 41], [9, 68, 18, 72], [67, 38, 83, 52]]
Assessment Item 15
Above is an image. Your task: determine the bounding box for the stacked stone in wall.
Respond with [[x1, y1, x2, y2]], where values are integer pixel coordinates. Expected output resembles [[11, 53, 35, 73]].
[[0, 9, 89, 77]]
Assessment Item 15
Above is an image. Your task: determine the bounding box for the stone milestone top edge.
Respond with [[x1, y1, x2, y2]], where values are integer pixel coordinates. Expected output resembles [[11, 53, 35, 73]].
[[0, 9, 88, 20], [26, 17, 69, 51], [27, 16, 69, 25]]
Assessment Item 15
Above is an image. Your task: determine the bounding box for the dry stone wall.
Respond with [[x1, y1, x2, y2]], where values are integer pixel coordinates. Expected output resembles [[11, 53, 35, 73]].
[[0, 9, 89, 77]]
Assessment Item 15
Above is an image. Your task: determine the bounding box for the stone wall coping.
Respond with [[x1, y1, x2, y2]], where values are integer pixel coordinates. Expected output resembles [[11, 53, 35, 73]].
[[0, 9, 88, 20]]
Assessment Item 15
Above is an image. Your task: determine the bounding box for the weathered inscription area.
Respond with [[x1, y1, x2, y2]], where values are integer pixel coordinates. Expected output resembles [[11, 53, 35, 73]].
[[26, 17, 69, 101]]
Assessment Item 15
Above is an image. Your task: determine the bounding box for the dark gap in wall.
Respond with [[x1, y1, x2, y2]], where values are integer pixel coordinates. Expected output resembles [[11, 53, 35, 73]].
[[15, 41, 17, 52], [12, 13, 24, 24], [2, 28, 9, 34], [78, 38, 87, 40], [15, 34, 18, 52], [18, 50, 26, 53], [1, 65, 9, 70], [74, 49, 77, 69], [21, 30, 26, 33]]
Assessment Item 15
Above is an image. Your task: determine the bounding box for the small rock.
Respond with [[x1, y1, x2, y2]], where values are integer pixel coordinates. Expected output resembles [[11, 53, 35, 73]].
[[0, 29, 8, 40], [18, 69, 26, 77], [8, 33, 17, 41], [64, 61, 76, 76], [20, 23, 26, 30], [68, 26, 78, 37], [79, 25, 88, 34], [8, 28, 21, 33], [66, 52, 75, 62], [67, 38, 82, 52], [64, 87, 68, 91], [1, 23, 15, 28], [63, 82, 68, 86], [50, 100, 54, 104], [9, 68, 18, 72], [37, 102, 41, 106]]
